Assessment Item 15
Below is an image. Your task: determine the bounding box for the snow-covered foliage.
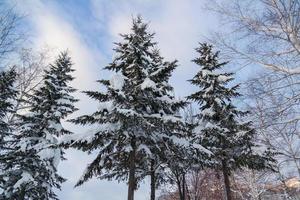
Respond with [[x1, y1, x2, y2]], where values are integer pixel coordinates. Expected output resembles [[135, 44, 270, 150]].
[[187, 43, 275, 198], [109, 73, 125, 90], [1, 52, 78, 200], [0, 68, 17, 148], [141, 77, 156, 90], [62, 17, 190, 199], [0, 69, 18, 193]]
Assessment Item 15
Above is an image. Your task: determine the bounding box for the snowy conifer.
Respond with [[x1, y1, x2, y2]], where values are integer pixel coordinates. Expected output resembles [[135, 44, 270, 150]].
[[0, 68, 17, 149], [63, 16, 186, 200], [2, 52, 78, 199], [187, 43, 274, 200], [0, 69, 18, 188]]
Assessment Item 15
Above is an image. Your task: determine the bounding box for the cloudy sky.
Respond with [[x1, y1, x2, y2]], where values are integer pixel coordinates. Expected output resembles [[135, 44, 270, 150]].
[[10, 0, 226, 199]]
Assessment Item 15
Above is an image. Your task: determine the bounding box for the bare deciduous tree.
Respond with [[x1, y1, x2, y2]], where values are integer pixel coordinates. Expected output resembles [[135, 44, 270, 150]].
[[0, 4, 24, 64], [232, 169, 272, 200], [208, 0, 300, 75], [0, 5, 51, 122], [208, 2, 300, 196], [246, 74, 300, 183], [7, 47, 52, 122]]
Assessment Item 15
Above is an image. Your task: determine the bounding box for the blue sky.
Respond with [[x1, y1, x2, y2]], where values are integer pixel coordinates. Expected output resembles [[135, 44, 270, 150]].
[[9, 0, 245, 199]]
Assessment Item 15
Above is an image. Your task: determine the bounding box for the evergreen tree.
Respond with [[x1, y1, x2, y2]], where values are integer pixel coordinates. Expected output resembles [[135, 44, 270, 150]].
[[145, 48, 188, 200], [0, 68, 17, 148], [63, 16, 186, 200], [187, 43, 274, 200], [0, 68, 17, 188], [2, 52, 78, 199]]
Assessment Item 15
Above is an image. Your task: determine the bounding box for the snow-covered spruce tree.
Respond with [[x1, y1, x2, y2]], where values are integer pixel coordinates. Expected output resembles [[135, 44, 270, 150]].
[[0, 68, 17, 188], [146, 48, 189, 200], [2, 52, 78, 199], [63, 16, 186, 200], [187, 43, 274, 200], [0, 68, 17, 148]]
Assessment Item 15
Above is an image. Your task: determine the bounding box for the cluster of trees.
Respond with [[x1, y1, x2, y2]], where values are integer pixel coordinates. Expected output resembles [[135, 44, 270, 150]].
[[4, 0, 300, 199], [159, 0, 300, 199], [61, 17, 274, 200], [0, 52, 77, 199], [0, 6, 275, 199], [207, 0, 300, 199], [161, 0, 300, 199]]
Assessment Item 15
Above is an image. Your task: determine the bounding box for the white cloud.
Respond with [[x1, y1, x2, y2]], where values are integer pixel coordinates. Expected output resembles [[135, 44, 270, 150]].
[[14, 0, 101, 91]]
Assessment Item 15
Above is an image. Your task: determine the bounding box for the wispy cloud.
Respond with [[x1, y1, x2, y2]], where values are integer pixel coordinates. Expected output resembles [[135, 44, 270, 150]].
[[14, 0, 101, 91]]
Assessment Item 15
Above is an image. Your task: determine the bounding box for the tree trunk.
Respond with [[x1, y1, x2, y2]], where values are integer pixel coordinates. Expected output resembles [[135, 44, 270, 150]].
[[182, 174, 186, 200], [177, 172, 186, 200], [185, 174, 191, 200], [178, 182, 184, 200], [150, 159, 156, 200], [175, 170, 184, 200], [18, 186, 26, 200], [128, 139, 136, 200], [222, 160, 232, 200]]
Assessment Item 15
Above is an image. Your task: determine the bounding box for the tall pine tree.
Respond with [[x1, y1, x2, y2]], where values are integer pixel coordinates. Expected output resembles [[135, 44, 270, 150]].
[[144, 48, 189, 200], [187, 43, 274, 200], [0, 68, 17, 149], [2, 52, 78, 199], [0, 68, 18, 190], [62, 16, 187, 200]]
